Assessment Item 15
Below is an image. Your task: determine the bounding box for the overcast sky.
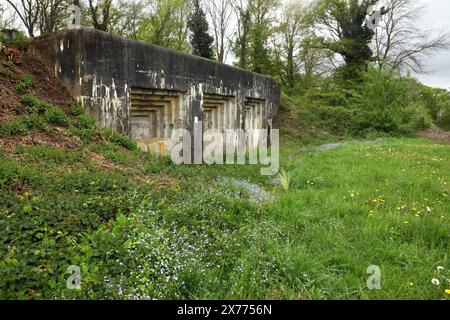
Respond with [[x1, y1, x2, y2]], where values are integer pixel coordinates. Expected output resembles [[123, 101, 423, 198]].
[[414, 0, 450, 89]]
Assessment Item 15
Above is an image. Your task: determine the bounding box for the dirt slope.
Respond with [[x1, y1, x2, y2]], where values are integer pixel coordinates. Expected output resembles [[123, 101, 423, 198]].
[[0, 46, 72, 122]]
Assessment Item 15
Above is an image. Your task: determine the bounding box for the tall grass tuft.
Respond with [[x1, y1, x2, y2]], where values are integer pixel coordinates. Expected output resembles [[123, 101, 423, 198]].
[[279, 169, 290, 192]]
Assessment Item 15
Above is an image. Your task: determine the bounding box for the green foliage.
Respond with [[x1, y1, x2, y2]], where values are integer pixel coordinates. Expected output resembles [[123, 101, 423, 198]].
[[16, 74, 35, 93], [73, 114, 97, 130], [104, 129, 137, 151], [187, 0, 214, 59], [0, 30, 28, 49], [249, 23, 272, 74], [292, 68, 433, 137], [137, 0, 190, 52], [279, 169, 290, 191], [0, 67, 13, 78], [68, 101, 86, 116], [0, 114, 47, 137], [21, 94, 52, 113], [44, 105, 70, 126], [313, 0, 384, 80], [68, 127, 99, 144], [233, 7, 251, 69], [1, 129, 449, 299], [0, 117, 28, 136], [419, 85, 450, 130], [353, 68, 432, 134]]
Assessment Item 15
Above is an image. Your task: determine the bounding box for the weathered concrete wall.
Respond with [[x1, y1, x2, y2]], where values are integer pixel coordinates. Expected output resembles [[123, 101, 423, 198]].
[[30, 27, 280, 153]]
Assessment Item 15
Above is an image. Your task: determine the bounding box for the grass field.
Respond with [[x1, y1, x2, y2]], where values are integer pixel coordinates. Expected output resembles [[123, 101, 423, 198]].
[[1, 121, 449, 299]]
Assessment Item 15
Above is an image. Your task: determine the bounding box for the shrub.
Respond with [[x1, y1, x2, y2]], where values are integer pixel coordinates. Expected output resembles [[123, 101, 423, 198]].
[[20, 113, 46, 131], [21, 94, 54, 113], [44, 105, 69, 126], [73, 114, 96, 129], [353, 109, 400, 135], [104, 129, 137, 151], [0, 118, 28, 136], [437, 109, 450, 130], [68, 127, 98, 144], [21, 94, 40, 110], [0, 67, 13, 78], [0, 114, 49, 137], [68, 101, 85, 116], [401, 103, 433, 131], [16, 74, 35, 93]]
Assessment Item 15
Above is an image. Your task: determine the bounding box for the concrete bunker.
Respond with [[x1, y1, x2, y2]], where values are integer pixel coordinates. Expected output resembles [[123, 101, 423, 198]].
[[130, 88, 182, 154], [30, 27, 280, 156]]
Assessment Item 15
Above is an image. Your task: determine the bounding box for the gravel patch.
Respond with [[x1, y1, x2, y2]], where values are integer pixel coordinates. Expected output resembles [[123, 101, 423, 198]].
[[300, 138, 384, 152]]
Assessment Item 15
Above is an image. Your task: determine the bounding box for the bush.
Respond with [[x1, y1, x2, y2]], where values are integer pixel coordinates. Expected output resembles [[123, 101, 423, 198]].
[[401, 103, 433, 131], [68, 127, 98, 144], [21, 94, 41, 111], [104, 129, 137, 151], [0, 113, 49, 137], [16, 74, 35, 93], [73, 114, 96, 129], [351, 68, 430, 134], [0, 118, 28, 136], [20, 113, 46, 131], [353, 109, 400, 135], [44, 105, 69, 126], [419, 85, 450, 130], [68, 101, 85, 116], [0, 67, 13, 78]]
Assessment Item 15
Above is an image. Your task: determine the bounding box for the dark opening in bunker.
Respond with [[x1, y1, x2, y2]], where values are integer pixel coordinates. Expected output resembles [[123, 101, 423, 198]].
[[202, 94, 235, 132], [131, 88, 182, 154]]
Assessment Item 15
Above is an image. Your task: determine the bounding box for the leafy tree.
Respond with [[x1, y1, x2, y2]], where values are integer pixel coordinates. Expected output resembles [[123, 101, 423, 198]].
[[87, 0, 114, 31], [232, 0, 278, 74], [112, 0, 147, 39], [187, 0, 214, 59], [138, 0, 190, 52], [312, 0, 386, 79], [249, 22, 271, 73], [232, 2, 251, 69], [275, 0, 307, 87]]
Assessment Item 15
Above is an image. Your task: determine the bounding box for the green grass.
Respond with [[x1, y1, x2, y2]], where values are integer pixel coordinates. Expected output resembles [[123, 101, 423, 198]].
[[0, 97, 449, 300]]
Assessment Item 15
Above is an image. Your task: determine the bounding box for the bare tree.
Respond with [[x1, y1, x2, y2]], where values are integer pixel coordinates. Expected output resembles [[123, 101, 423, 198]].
[[0, 3, 18, 29], [206, 0, 234, 63], [5, 0, 40, 37], [38, 0, 70, 34], [373, 0, 450, 73]]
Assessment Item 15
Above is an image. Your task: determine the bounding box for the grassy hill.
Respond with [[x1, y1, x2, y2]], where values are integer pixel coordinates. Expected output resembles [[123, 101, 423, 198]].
[[0, 48, 449, 300]]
